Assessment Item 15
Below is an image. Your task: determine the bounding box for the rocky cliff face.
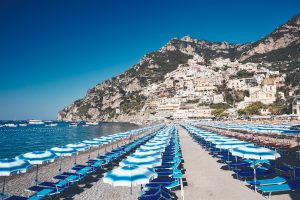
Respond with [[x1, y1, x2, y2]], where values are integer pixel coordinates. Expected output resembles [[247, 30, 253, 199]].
[[57, 13, 300, 122]]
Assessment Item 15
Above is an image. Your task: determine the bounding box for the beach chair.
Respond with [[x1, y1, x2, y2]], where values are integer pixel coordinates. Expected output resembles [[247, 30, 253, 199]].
[[258, 180, 300, 199], [5, 196, 28, 200], [246, 176, 288, 186], [25, 186, 56, 199], [53, 173, 81, 184], [256, 167, 300, 198]]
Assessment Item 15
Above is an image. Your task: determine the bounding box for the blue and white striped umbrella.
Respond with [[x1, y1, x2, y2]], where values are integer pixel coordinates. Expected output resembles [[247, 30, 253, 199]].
[[50, 146, 78, 171], [216, 141, 254, 149], [120, 156, 161, 168], [230, 145, 280, 191], [82, 140, 102, 147], [229, 145, 281, 160], [131, 150, 162, 158], [0, 158, 31, 176], [50, 146, 77, 156], [0, 159, 31, 196], [66, 143, 89, 151], [66, 143, 88, 164], [17, 150, 57, 165], [82, 140, 102, 158], [17, 150, 57, 184], [103, 165, 157, 187], [211, 138, 239, 145], [139, 145, 165, 152]]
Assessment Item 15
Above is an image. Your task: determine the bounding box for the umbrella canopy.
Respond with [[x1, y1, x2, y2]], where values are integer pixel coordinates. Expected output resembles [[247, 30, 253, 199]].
[[216, 141, 253, 149], [0, 159, 31, 196], [119, 156, 161, 168], [66, 143, 89, 151], [82, 140, 102, 147], [50, 146, 78, 171], [131, 150, 162, 158], [103, 165, 157, 187], [17, 150, 57, 165], [211, 138, 239, 145], [0, 158, 31, 176], [230, 145, 281, 160], [50, 146, 77, 156], [139, 145, 165, 152], [230, 145, 280, 192]]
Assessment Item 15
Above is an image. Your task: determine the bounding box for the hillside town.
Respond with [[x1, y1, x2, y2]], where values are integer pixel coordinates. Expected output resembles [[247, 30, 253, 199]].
[[140, 54, 297, 121]]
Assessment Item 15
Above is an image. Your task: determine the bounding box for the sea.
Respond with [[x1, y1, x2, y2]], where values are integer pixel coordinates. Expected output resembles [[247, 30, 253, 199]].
[[0, 121, 139, 159]]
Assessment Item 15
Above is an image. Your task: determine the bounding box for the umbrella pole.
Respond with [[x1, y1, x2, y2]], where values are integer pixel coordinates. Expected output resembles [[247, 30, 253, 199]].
[[2, 176, 6, 196], [74, 154, 77, 165], [35, 165, 39, 185], [88, 148, 91, 159], [254, 167, 257, 192], [59, 157, 63, 172], [130, 182, 133, 200]]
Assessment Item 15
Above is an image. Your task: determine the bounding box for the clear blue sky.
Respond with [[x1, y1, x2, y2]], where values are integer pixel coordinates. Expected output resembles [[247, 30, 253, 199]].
[[0, 0, 299, 120]]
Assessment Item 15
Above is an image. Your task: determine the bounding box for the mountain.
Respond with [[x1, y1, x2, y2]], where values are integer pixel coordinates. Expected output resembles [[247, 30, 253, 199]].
[[57, 13, 300, 122]]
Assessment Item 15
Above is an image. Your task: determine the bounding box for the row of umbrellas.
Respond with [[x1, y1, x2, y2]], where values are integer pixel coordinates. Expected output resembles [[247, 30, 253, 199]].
[[196, 121, 300, 135], [185, 124, 281, 191], [102, 126, 176, 198], [0, 126, 155, 196]]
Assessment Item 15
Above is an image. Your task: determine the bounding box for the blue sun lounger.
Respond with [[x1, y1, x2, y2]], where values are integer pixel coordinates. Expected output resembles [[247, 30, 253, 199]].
[[246, 176, 288, 186], [257, 180, 300, 199], [53, 173, 81, 184], [5, 188, 53, 200], [5, 196, 28, 200]]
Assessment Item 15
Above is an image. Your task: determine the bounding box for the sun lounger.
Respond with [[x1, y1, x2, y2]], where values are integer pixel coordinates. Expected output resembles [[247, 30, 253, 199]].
[[53, 173, 81, 184], [257, 180, 300, 198], [26, 186, 56, 198], [5, 196, 28, 200], [246, 176, 288, 186]]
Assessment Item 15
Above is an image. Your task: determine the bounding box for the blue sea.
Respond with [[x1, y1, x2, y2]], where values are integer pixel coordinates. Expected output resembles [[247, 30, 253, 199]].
[[0, 121, 139, 159]]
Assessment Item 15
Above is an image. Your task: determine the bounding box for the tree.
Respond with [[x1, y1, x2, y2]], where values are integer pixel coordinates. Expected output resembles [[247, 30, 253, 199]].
[[236, 70, 254, 78], [237, 101, 267, 116], [211, 108, 229, 118]]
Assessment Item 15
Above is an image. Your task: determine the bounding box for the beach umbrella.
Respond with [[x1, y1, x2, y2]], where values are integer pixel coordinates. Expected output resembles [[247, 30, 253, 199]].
[[66, 143, 89, 151], [230, 145, 280, 191], [216, 141, 253, 149], [0, 158, 31, 197], [66, 143, 89, 164], [17, 150, 57, 184], [139, 145, 165, 152], [103, 165, 157, 198], [82, 140, 102, 158], [119, 156, 161, 168], [93, 138, 110, 152], [131, 150, 162, 158], [50, 146, 77, 172]]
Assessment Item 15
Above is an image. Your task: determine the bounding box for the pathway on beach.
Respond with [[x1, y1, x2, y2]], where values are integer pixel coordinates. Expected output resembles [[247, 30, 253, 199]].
[[177, 125, 267, 200]]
